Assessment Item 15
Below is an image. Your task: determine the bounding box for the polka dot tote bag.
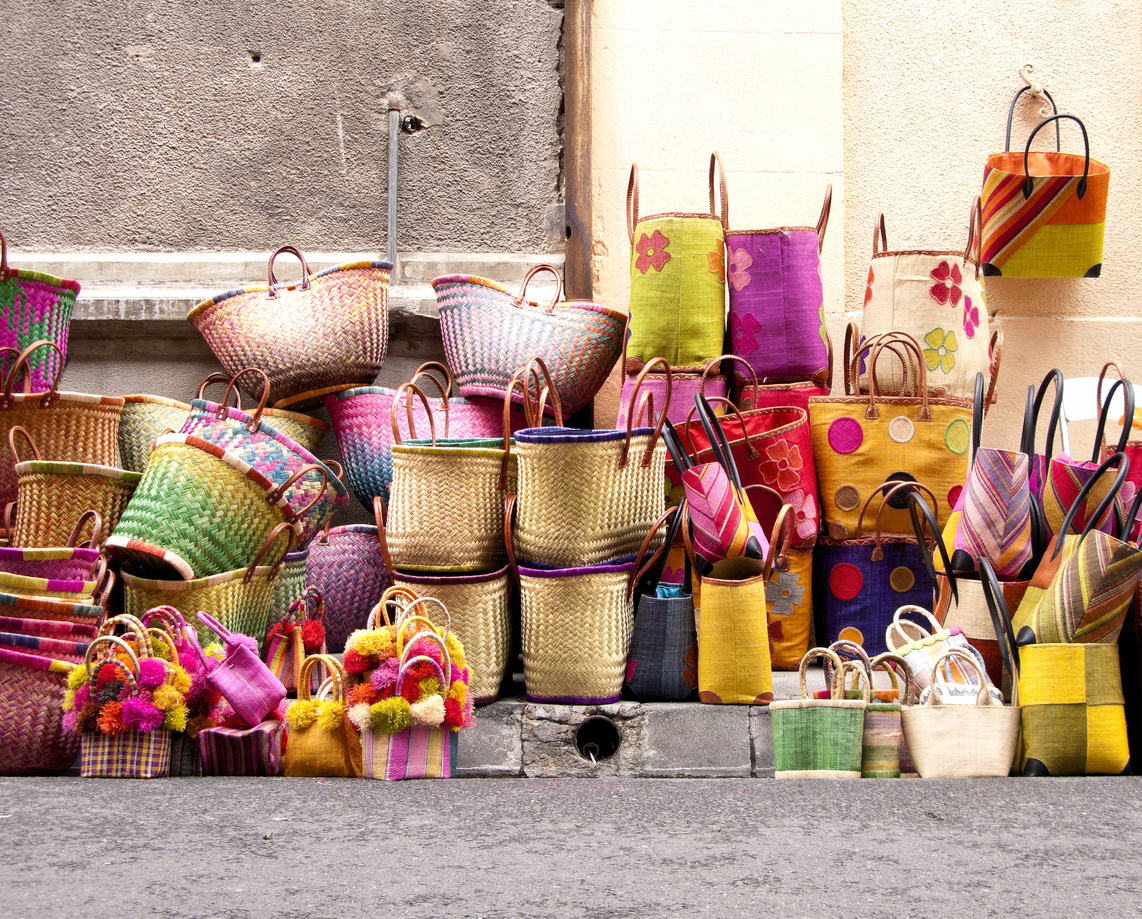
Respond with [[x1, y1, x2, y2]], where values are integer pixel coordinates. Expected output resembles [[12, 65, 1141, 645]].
[[809, 333, 972, 538]]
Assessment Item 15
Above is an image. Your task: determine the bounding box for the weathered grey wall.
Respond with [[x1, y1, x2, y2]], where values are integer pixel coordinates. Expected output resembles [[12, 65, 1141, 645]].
[[1, 0, 564, 252]]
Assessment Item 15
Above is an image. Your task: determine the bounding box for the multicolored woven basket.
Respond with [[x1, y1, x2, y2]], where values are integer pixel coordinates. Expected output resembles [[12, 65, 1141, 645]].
[[306, 521, 390, 654], [0, 544, 103, 582], [194, 370, 328, 452], [0, 591, 103, 628], [0, 645, 79, 774], [266, 548, 309, 635]]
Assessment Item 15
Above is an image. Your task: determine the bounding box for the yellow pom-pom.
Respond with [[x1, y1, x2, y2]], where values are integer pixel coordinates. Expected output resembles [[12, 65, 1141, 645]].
[[418, 677, 442, 699], [150, 637, 171, 661], [67, 666, 89, 691], [152, 684, 181, 712], [316, 700, 347, 732], [445, 632, 466, 671], [447, 681, 467, 707], [62, 689, 76, 711], [170, 666, 191, 695], [286, 700, 319, 730], [370, 697, 411, 734], [163, 704, 188, 732], [409, 694, 445, 727], [351, 629, 396, 660]]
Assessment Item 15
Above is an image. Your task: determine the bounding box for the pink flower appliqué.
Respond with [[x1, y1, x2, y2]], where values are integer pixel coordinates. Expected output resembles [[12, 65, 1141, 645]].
[[729, 247, 753, 292], [760, 440, 803, 492], [929, 261, 963, 307], [732, 313, 761, 355], [962, 295, 979, 339], [786, 489, 818, 541], [708, 239, 726, 283], [635, 230, 671, 274]]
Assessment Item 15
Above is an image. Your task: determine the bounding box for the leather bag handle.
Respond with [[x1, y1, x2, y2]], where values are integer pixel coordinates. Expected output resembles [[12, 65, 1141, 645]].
[[816, 183, 832, 253], [709, 152, 729, 232], [512, 264, 563, 315], [1023, 114, 1091, 200], [1005, 85, 1059, 151], [265, 246, 311, 299]]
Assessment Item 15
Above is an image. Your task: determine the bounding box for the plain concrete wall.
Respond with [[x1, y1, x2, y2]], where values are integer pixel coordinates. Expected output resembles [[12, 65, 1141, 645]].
[[0, 0, 564, 253], [844, 1, 1142, 450]]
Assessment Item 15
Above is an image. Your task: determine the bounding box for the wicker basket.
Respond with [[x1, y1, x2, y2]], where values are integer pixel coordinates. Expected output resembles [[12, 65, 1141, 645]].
[[0, 569, 98, 602], [0, 591, 103, 628], [306, 519, 390, 654], [393, 565, 513, 704], [0, 614, 98, 640], [0, 645, 79, 774], [266, 548, 309, 636], [434, 263, 626, 417], [194, 370, 327, 452], [0, 631, 89, 664], [107, 434, 302, 580], [0, 542, 103, 582], [187, 247, 391, 407], [118, 394, 192, 472], [0, 340, 123, 508]]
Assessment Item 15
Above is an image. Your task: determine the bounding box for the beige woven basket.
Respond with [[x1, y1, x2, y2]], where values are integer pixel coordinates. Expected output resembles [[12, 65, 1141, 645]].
[[393, 565, 512, 704], [512, 359, 668, 568], [118, 394, 192, 472], [383, 382, 516, 572]]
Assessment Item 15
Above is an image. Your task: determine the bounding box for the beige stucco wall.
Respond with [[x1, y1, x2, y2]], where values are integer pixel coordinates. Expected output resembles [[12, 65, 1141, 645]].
[[844, 1, 1142, 451], [589, 1, 845, 425]]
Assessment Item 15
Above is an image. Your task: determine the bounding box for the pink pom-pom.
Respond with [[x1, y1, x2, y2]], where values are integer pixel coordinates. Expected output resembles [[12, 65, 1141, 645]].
[[178, 648, 202, 675], [451, 664, 464, 685], [408, 636, 443, 666], [121, 697, 165, 732], [184, 671, 210, 706], [61, 709, 78, 733], [74, 684, 91, 707], [138, 658, 167, 690], [371, 658, 400, 691]]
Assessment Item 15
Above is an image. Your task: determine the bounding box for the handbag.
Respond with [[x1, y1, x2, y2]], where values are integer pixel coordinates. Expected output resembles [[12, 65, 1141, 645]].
[[435, 263, 625, 418], [1098, 361, 1142, 540], [283, 654, 363, 778], [616, 362, 726, 429], [1021, 368, 1066, 502], [192, 371, 328, 453], [814, 482, 938, 656], [194, 611, 286, 727], [809, 332, 972, 536], [981, 92, 1109, 277], [771, 648, 867, 778], [0, 642, 80, 774], [188, 246, 391, 407], [625, 154, 727, 368], [725, 183, 832, 381], [858, 201, 994, 401], [264, 587, 327, 694], [624, 505, 698, 701], [198, 720, 284, 777]]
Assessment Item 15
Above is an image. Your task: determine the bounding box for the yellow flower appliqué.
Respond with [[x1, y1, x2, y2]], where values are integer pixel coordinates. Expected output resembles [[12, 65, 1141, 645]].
[[923, 328, 957, 373]]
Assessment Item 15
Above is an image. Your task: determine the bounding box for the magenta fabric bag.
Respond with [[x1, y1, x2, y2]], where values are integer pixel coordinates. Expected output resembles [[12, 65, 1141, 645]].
[[616, 364, 726, 428], [725, 184, 831, 382], [195, 611, 287, 728]]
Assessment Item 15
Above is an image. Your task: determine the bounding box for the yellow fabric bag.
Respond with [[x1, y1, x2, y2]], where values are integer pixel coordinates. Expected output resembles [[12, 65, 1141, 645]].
[[283, 655, 363, 778]]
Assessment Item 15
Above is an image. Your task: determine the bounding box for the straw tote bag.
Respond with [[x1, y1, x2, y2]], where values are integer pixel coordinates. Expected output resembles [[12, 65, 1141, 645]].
[[283, 655, 363, 778], [981, 91, 1109, 278], [625, 154, 728, 368], [725, 183, 832, 382], [858, 201, 994, 402], [192, 371, 328, 453], [0, 641, 79, 774], [198, 720, 284, 777], [0, 340, 123, 508], [512, 359, 668, 569], [810, 334, 972, 537], [188, 246, 391, 408], [118, 395, 192, 473]]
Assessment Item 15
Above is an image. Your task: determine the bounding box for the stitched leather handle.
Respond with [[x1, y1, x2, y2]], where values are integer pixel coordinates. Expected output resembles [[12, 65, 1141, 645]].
[[67, 509, 103, 550], [219, 368, 271, 432], [7, 425, 40, 467], [196, 371, 243, 410], [1006, 85, 1059, 151], [1023, 114, 1090, 199], [872, 213, 887, 255], [626, 163, 639, 245], [624, 358, 672, 468], [867, 334, 929, 422], [816, 183, 833, 253], [2, 340, 64, 408], [709, 152, 729, 232], [512, 264, 563, 315], [964, 196, 983, 280], [854, 480, 937, 549], [390, 381, 436, 445], [266, 246, 311, 299]]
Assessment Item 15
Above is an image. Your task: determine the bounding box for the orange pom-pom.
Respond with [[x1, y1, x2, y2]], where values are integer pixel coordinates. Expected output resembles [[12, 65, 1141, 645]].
[[349, 682, 378, 706], [97, 701, 128, 735]]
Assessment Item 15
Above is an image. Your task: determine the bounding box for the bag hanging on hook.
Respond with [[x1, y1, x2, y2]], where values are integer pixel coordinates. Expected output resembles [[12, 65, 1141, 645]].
[[980, 87, 1110, 277]]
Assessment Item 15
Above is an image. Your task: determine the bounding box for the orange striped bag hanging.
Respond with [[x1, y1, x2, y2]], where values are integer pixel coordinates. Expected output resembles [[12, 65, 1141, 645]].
[[981, 86, 1109, 278]]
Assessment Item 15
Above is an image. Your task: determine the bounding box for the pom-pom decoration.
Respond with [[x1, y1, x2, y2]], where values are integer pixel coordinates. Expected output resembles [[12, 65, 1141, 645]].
[[286, 700, 319, 730], [370, 697, 412, 734], [163, 704, 189, 733], [370, 658, 399, 692], [122, 697, 166, 732], [349, 682, 378, 707], [301, 620, 325, 652], [348, 702, 374, 734], [97, 701, 128, 735], [137, 658, 168, 691], [409, 694, 445, 727], [341, 648, 369, 674]]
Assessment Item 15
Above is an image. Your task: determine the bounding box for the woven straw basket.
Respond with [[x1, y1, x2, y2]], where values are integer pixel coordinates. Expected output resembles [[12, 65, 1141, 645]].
[[384, 382, 516, 573], [0, 631, 89, 665], [0, 340, 123, 507], [0, 541, 103, 582], [0, 614, 97, 640], [266, 549, 309, 636], [0, 645, 78, 774], [434, 263, 626, 417], [107, 434, 302, 580], [118, 394, 192, 472], [306, 519, 390, 654], [0, 590, 103, 628], [0, 570, 98, 602], [512, 359, 668, 568], [393, 565, 513, 704], [194, 370, 327, 452], [188, 247, 391, 408]]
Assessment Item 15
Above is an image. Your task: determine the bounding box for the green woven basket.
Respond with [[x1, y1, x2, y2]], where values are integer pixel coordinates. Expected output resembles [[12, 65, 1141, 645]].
[[118, 395, 192, 473], [265, 549, 309, 636], [106, 433, 300, 580], [771, 648, 867, 778]]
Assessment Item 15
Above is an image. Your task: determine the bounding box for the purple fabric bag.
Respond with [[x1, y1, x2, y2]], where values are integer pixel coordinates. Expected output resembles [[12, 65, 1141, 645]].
[[725, 184, 831, 382]]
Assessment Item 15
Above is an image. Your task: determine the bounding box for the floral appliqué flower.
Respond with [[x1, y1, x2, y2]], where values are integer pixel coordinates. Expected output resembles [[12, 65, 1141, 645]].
[[708, 239, 726, 283], [786, 489, 818, 541], [728, 246, 753, 291], [765, 570, 805, 616], [732, 312, 761, 355], [962, 295, 979, 339], [635, 230, 671, 274], [864, 266, 875, 307], [929, 261, 963, 307], [924, 328, 958, 373], [760, 439, 803, 492]]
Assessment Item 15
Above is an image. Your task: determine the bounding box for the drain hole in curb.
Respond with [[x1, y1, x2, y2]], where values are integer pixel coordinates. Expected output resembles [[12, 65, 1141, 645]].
[[575, 716, 621, 764]]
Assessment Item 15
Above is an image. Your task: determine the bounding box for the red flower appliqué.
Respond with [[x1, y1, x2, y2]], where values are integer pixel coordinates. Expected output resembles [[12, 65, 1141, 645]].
[[864, 266, 875, 307], [732, 312, 761, 355], [760, 439, 803, 492], [930, 261, 963, 307], [635, 230, 671, 274], [962, 295, 979, 339]]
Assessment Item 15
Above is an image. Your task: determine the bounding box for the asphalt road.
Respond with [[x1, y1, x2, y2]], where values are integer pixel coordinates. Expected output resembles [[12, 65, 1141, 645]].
[[2, 776, 1139, 918]]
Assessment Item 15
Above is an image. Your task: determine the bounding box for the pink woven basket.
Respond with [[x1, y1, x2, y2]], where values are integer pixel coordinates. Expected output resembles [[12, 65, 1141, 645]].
[[188, 247, 391, 408], [0, 645, 79, 774], [0, 614, 97, 639], [434, 264, 626, 417]]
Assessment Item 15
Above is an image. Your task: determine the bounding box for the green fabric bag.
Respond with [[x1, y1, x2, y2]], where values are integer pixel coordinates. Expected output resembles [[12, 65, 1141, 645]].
[[626, 154, 727, 368]]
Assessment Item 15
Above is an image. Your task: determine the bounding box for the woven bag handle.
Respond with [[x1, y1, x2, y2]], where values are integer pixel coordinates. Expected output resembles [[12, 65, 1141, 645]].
[[368, 585, 420, 628], [682, 397, 759, 461], [67, 510, 103, 550], [289, 586, 325, 624], [964, 196, 983, 280], [1, 339, 64, 407], [822, 638, 872, 692], [196, 609, 237, 647], [88, 554, 109, 595], [709, 152, 729, 232], [7, 425, 40, 467], [83, 634, 141, 688], [798, 647, 845, 701], [218, 368, 272, 431], [867, 334, 929, 422], [626, 163, 640, 245], [395, 624, 452, 689], [142, 604, 191, 642], [504, 493, 521, 586], [815, 183, 833, 253], [624, 357, 672, 468], [984, 329, 1003, 415], [892, 603, 943, 640], [872, 213, 888, 256], [265, 464, 330, 522], [870, 651, 915, 704], [94, 567, 115, 610], [855, 481, 938, 559], [1, 501, 12, 535], [839, 660, 874, 704], [243, 522, 297, 583], [0, 230, 6, 281], [762, 504, 795, 582], [97, 614, 155, 660], [395, 654, 449, 697], [928, 648, 996, 707], [512, 264, 563, 315], [411, 360, 455, 400], [265, 246, 312, 299], [195, 371, 243, 411], [297, 653, 346, 703], [396, 598, 451, 638], [390, 381, 437, 446], [885, 615, 929, 654]]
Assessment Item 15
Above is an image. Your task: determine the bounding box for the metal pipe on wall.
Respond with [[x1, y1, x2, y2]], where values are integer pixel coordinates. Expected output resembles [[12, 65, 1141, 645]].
[[563, 0, 592, 303], [387, 95, 400, 269]]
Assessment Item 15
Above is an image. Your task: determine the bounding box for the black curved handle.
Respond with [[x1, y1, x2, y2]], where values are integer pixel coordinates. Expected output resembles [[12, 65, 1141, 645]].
[[979, 557, 1020, 679], [1005, 85, 1059, 152], [1051, 451, 1130, 559], [1021, 369, 1064, 466], [661, 420, 694, 474], [697, 394, 743, 491], [1023, 114, 1090, 200], [1093, 377, 1136, 461], [908, 491, 958, 604], [971, 371, 985, 461]]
